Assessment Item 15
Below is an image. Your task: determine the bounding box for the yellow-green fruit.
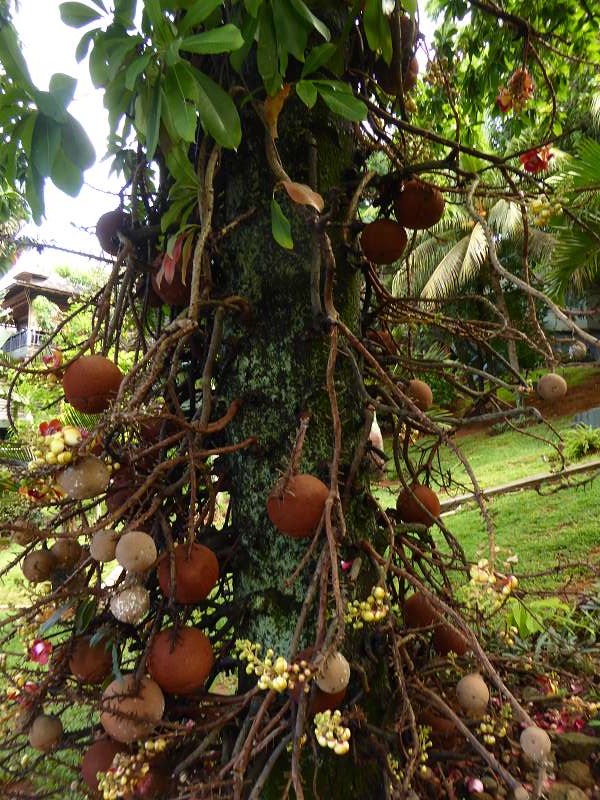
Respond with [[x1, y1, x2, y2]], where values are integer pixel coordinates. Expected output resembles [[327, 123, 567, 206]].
[[29, 714, 63, 752]]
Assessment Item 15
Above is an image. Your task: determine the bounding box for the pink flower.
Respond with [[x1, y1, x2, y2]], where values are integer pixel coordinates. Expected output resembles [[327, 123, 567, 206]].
[[466, 777, 485, 793], [341, 559, 354, 572], [28, 639, 53, 665]]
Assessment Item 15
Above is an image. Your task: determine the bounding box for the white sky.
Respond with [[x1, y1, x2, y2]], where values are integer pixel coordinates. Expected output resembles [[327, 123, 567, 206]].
[[6, 0, 121, 278]]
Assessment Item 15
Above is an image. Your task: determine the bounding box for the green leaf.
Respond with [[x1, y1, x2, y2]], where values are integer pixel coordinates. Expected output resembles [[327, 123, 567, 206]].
[[245, 0, 263, 16], [31, 115, 61, 177], [272, 0, 308, 62], [89, 39, 111, 87], [257, 4, 281, 95], [363, 0, 392, 64], [145, 81, 162, 159], [193, 69, 241, 148], [403, 0, 418, 14], [32, 90, 67, 123], [301, 43, 336, 78], [316, 83, 367, 121], [0, 21, 33, 88], [25, 165, 45, 223], [38, 602, 73, 635], [75, 29, 97, 62], [163, 69, 198, 141], [164, 37, 182, 66], [49, 73, 77, 107], [61, 113, 96, 170], [125, 51, 153, 90], [181, 25, 244, 55], [178, 0, 223, 34], [296, 79, 317, 108], [14, 111, 38, 155], [271, 197, 293, 249], [59, 2, 103, 27], [114, 0, 137, 27], [51, 152, 83, 196], [288, 0, 329, 41], [144, 0, 173, 44], [230, 12, 258, 73], [74, 598, 98, 633]]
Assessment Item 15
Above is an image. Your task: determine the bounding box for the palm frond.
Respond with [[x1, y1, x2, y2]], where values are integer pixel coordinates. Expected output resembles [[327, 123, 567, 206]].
[[421, 225, 487, 299], [545, 225, 600, 300], [591, 95, 600, 134], [567, 139, 600, 189], [487, 200, 522, 238], [528, 228, 556, 262]]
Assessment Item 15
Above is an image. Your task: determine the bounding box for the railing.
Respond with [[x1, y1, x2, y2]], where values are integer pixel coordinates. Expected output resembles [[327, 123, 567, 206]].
[[1, 328, 46, 356]]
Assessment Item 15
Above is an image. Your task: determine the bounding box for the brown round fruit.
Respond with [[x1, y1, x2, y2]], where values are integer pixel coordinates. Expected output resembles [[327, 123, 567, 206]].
[[100, 675, 164, 743], [403, 55, 419, 91], [402, 592, 438, 629], [394, 179, 445, 230], [62, 355, 123, 414], [396, 483, 440, 527], [50, 538, 82, 569], [406, 378, 433, 411], [96, 208, 130, 255], [81, 737, 127, 794], [29, 714, 63, 752], [69, 636, 113, 684], [56, 456, 110, 500], [432, 623, 469, 656], [147, 627, 214, 695], [90, 529, 119, 562], [536, 373, 567, 402], [360, 219, 408, 265], [456, 673, 489, 715], [115, 530, 157, 573], [11, 522, 40, 547], [157, 543, 219, 603], [267, 474, 329, 538], [315, 651, 351, 694], [22, 549, 56, 583], [151, 265, 191, 307]]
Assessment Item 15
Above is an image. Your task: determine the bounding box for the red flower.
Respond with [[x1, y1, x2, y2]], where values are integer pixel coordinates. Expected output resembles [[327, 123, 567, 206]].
[[520, 146, 553, 174], [39, 419, 62, 436], [496, 86, 513, 112], [42, 349, 63, 369], [28, 639, 53, 665]]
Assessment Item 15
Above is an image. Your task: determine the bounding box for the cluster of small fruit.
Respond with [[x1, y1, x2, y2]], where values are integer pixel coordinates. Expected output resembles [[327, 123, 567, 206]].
[[497, 67, 534, 113], [313, 709, 351, 755], [462, 561, 518, 619], [235, 640, 313, 693], [344, 585, 390, 628], [28, 420, 83, 468], [478, 703, 512, 746], [407, 725, 433, 775], [97, 740, 166, 800], [528, 196, 562, 227]]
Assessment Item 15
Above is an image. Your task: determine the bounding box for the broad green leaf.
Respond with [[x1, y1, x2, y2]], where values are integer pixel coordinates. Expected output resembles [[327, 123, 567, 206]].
[[0, 21, 33, 88], [316, 83, 367, 121], [257, 4, 281, 95], [165, 37, 183, 66], [25, 165, 45, 223], [245, 0, 263, 16], [288, 0, 330, 41], [49, 73, 77, 108], [143, 0, 173, 44], [14, 111, 38, 155], [162, 75, 197, 141], [31, 115, 61, 177], [363, 0, 392, 65], [145, 81, 162, 159], [178, 0, 223, 34], [74, 598, 98, 633], [89, 39, 111, 87], [295, 80, 317, 108], [230, 13, 258, 73], [115, 0, 137, 27], [181, 25, 244, 55], [271, 197, 293, 249], [61, 113, 96, 170], [32, 90, 68, 123], [193, 69, 241, 148], [301, 43, 336, 78], [75, 29, 97, 62], [125, 51, 153, 90], [59, 2, 103, 28], [272, 0, 308, 62], [51, 150, 83, 196]]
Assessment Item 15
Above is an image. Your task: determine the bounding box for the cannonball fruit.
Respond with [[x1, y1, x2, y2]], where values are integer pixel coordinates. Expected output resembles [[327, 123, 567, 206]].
[[406, 379, 433, 411], [315, 652, 350, 694], [100, 675, 164, 743], [62, 355, 123, 414], [267, 474, 329, 538], [69, 636, 112, 684], [394, 179, 445, 230], [519, 725, 551, 763], [536, 373, 567, 402], [110, 585, 150, 624], [432, 623, 469, 656], [456, 673, 489, 715], [56, 456, 110, 500], [147, 627, 214, 694], [96, 208, 129, 255], [28, 714, 63, 752], [157, 543, 219, 604], [115, 531, 157, 572], [403, 592, 438, 629], [360, 219, 408, 265], [22, 549, 56, 583], [396, 483, 440, 527], [81, 737, 127, 794], [50, 538, 82, 569], [90, 529, 119, 562]]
